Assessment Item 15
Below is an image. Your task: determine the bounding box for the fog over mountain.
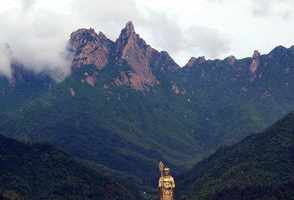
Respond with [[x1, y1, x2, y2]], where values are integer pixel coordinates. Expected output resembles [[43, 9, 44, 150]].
[[0, 45, 12, 78], [1, 0, 294, 80], [1, 2, 294, 199]]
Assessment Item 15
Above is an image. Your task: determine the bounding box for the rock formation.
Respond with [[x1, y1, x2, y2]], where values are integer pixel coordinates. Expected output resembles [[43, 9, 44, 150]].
[[68, 21, 179, 91], [184, 56, 206, 68], [114, 21, 159, 90], [250, 50, 261, 74], [69, 28, 114, 70]]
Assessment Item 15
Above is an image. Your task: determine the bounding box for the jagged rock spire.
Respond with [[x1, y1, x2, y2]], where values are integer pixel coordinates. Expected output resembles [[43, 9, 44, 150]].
[[68, 21, 180, 90], [114, 21, 158, 90], [250, 50, 261, 74], [124, 21, 135, 36], [115, 21, 147, 56]]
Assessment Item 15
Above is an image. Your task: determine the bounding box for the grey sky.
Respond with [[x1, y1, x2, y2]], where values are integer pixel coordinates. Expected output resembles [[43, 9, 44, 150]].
[[0, 0, 294, 78]]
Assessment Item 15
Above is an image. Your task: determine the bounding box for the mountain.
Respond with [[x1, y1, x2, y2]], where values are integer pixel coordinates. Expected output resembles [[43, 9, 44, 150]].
[[0, 22, 202, 186], [177, 46, 294, 145], [0, 134, 136, 200], [0, 63, 54, 112], [2, 21, 294, 191], [68, 21, 179, 90], [178, 111, 294, 200]]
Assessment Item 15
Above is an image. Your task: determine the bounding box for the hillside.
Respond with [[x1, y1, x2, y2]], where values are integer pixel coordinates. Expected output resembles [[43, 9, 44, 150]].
[[178, 111, 294, 200], [0, 134, 136, 200], [0, 63, 200, 185], [0, 64, 54, 112], [2, 21, 294, 188]]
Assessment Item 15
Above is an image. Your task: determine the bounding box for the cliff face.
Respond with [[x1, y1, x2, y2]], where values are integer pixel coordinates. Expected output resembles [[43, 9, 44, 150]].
[[4, 21, 294, 195], [69, 28, 114, 70], [68, 21, 179, 90], [114, 21, 159, 90], [250, 50, 261, 75]]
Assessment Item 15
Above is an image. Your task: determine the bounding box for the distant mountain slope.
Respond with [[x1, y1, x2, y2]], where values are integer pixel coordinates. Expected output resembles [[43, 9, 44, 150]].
[[0, 22, 205, 185], [0, 64, 54, 112], [2, 21, 294, 190], [176, 45, 294, 145], [178, 112, 294, 200], [0, 63, 202, 185], [207, 180, 294, 200], [0, 134, 136, 200]]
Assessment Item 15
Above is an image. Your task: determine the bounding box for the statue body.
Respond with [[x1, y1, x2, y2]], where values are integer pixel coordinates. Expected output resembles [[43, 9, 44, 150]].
[[158, 162, 175, 200]]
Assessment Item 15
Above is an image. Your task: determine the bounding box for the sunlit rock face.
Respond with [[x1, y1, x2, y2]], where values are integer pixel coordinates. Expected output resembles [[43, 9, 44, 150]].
[[250, 50, 261, 74], [69, 28, 114, 70], [68, 22, 179, 91], [114, 21, 159, 90]]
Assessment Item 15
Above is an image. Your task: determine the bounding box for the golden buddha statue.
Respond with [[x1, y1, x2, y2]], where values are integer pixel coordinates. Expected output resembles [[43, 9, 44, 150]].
[[158, 161, 175, 200]]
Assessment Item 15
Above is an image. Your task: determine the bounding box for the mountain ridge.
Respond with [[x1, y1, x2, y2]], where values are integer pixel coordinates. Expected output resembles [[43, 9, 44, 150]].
[[68, 21, 179, 90], [67, 21, 294, 93], [0, 134, 137, 200], [2, 21, 294, 194], [3, 21, 294, 92], [178, 111, 294, 200]]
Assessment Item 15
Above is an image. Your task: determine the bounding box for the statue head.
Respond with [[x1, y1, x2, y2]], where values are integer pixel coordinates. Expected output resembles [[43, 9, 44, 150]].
[[163, 167, 170, 176]]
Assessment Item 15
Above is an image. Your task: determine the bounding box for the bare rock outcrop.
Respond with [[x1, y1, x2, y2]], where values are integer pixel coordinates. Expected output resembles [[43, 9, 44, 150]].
[[114, 21, 159, 90], [69, 28, 114, 70], [250, 50, 261, 74], [68, 21, 180, 91]]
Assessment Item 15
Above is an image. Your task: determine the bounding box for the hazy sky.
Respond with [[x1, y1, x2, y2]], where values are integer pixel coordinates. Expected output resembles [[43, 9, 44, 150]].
[[1, 0, 294, 78]]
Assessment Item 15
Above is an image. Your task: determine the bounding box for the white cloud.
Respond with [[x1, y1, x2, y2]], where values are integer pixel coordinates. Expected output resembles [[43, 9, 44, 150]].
[[21, 0, 36, 11], [0, 0, 294, 76], [71, 1, 231, 64], [136, 12, 230, 64], [251, 0, 294, 18], [0, 44, 12, 78], [185, 26, 230, 58], [0, 0, 72, 80]]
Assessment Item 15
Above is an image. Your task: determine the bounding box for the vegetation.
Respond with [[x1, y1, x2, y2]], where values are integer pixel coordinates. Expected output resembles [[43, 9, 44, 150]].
[[178, 111, 294, 200], [0, 134, 137, 200], [1, 45, 294, 194]]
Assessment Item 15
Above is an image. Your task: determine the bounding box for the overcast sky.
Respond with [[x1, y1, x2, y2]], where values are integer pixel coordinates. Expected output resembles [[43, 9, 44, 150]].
[[1, 0, 294, 78]]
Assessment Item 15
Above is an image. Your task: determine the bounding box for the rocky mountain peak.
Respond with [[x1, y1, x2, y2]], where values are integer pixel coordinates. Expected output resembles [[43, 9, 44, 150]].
[[225, 55, 236, 65], [69, 28, 114, 70], [250, 50, 261, 74], [68, 22, 181, 90], [124, 21, 135, 36], [70, 28, 98, 49], [269, 45, 289, 57], [114, 21, 159, 90], [115, 21, 148, 55], [185, 57, 196, 68], [252, 50, 261, 59], [184, 56, 206, 68]]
